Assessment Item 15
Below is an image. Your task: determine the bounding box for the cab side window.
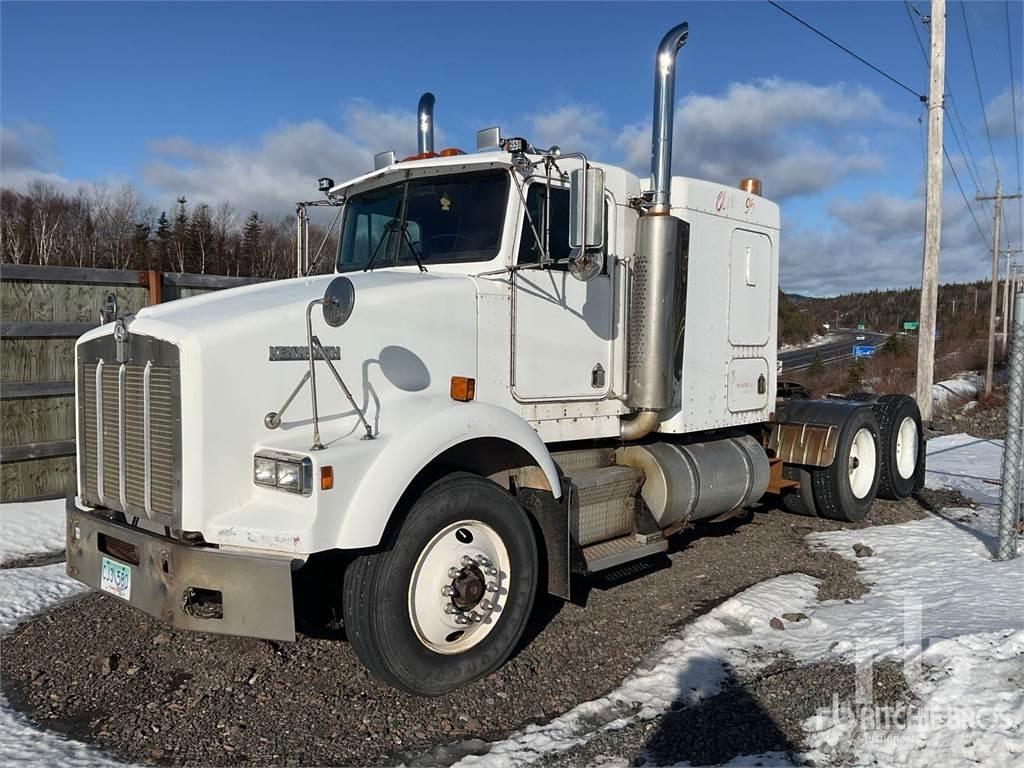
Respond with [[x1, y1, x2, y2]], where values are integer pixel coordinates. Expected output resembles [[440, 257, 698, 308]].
[[517, 185, 571, 265]]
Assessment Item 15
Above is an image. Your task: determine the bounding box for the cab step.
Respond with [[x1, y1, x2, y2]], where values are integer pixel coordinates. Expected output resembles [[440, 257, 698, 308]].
[[582, 534, 668, 573]]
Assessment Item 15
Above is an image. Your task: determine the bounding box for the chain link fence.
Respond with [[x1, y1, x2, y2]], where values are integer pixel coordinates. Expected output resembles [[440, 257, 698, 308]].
[[997, 290, 1024, 560]]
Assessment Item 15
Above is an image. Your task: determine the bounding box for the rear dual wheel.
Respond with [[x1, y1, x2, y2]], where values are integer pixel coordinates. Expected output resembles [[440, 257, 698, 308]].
[[873, 394, 924, 500], [809, 407, 882, 522], [343, 473, 537, 696]]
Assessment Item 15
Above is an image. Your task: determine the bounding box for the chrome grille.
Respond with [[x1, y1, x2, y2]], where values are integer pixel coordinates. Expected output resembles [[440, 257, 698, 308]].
[[78, 335, 180, 525]]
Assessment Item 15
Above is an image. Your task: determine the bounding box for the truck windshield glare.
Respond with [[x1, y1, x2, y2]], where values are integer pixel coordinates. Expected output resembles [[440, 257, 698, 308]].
[[336, 170, 509, 271]]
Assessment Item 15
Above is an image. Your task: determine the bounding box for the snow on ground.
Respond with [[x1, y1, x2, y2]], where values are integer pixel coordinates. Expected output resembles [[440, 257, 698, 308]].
[[458, 434, 1023, 768], [0, 501, 119, 766], [0, 499, 66, 563]]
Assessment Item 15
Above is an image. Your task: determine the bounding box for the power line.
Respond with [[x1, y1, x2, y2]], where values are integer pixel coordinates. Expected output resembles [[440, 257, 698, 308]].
[[904, 3, 980, 190], [1007, 0, 1022, 189], [903, 2, 993, 227], [945, 143, 993, 252], [1004, 0, 1023, 253], [767, 0, 927, 102], [959, 0, 1001, 181]]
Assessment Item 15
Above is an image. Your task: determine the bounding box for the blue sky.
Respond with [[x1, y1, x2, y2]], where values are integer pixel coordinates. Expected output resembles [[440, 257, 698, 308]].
[[2, 1, 1022, 295]]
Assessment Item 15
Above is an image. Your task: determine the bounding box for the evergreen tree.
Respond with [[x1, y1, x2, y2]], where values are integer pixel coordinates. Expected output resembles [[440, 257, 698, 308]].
[[847, 358, 866, 389], [242, 211, 262, 276], [132, 222, 152, 269], [808, 352, 825, 378], [882, 333, 906, 356], [154, 211, 171, 271]]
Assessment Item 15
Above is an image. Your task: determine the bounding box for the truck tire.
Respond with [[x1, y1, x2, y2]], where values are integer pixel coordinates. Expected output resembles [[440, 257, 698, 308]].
[[781, 467, 818, 517], [873, 394, 924, 500], [811, 407, 880, 522], [342, 472, 538, 696]]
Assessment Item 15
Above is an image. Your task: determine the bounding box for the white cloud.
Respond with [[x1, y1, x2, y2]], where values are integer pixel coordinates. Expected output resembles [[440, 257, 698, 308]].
[[526, 104, 611, 157], [617, 78, 887, 199], [141, 102, 432, 216], [781, 190, 1007, 296], [985, 85, 1023, 139], [0, 122, 81, 193]]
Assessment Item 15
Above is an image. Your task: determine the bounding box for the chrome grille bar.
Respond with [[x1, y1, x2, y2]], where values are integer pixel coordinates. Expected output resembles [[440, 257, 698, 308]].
[[118, 363, 127, 509], [95, 359, 105, 503], [143, 361, 153, 516]]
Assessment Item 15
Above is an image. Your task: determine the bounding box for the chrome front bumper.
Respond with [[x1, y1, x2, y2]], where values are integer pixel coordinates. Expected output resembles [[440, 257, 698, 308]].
[[65, 496, 296, 642]]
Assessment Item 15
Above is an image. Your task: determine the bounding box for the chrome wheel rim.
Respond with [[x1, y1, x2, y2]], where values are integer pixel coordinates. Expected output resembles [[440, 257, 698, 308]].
[[895, 416, 918, 479], [848, 427, 877, 499], [408, 520, 509, 654]]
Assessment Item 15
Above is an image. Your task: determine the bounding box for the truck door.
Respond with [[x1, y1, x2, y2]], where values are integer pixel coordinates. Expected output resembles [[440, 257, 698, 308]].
[[511, 183, 614, 400]]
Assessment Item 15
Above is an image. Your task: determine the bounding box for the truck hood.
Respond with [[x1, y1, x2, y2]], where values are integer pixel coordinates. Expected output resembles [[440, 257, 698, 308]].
[[77, 269, 483, 525]]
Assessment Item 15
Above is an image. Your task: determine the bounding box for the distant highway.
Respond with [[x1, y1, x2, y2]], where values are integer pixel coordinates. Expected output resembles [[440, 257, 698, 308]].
[[779, 329, 888, 374]]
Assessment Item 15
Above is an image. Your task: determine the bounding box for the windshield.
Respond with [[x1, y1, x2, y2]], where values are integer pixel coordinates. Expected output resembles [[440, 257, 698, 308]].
[[336, 170, 510, 271]]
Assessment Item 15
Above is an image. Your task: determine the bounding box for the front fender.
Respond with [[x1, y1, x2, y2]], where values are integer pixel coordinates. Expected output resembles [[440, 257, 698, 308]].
[[312, 398, 561, 550]]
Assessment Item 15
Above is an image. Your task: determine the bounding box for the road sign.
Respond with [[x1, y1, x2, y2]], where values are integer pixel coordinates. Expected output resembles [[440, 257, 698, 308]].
[[853, 345, 875, 358], [903, 321, 919, 331], [857, 323, 865, 331]]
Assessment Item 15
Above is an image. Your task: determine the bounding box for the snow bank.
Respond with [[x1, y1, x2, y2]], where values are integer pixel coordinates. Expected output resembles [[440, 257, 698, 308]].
[[779, 334, 829, 353], [461, 434, 1023, 768], [932, 372, 983, 412], [0, 499, 66, 564]]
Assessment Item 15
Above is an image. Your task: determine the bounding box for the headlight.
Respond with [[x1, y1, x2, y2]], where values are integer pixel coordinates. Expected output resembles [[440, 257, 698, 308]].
[[276, 462, 301, 492], [254, 457, 277, 486], [253, 452, 312, 495]]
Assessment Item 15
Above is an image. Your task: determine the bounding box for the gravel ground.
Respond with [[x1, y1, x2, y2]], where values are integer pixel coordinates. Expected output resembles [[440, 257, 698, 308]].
[[1, 495, 926, 767]]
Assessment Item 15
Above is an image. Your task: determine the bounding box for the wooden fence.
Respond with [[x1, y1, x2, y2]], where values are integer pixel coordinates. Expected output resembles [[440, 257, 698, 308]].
[[0, 264, 263, 502]]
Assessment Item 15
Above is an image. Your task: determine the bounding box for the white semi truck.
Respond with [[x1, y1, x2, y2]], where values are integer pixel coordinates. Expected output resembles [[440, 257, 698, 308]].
[[66, 22, 925, 695]]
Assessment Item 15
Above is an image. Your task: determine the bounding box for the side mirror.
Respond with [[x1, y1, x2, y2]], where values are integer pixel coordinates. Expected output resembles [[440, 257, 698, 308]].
[[569, 166, 605, 250], [322, 276, 356, 327]]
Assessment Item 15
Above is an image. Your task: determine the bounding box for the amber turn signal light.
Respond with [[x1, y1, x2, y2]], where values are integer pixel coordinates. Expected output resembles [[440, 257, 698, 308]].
[[450, 376, 476, 402], [320, 465, 334, 491]]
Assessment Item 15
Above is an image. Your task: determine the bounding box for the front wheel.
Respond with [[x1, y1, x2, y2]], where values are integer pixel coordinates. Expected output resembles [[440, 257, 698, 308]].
[[342, 472, 538, 696]]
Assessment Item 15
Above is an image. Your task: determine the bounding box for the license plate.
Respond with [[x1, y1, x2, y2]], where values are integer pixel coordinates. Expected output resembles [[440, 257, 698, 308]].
[[100, 556, 131, 600]]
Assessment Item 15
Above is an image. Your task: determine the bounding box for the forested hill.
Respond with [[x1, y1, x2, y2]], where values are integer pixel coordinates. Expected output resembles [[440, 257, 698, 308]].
[[779, 280, 996, 346]]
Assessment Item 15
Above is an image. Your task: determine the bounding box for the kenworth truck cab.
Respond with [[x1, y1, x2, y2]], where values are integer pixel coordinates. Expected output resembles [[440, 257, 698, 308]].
[[66, 22, 925, 695]]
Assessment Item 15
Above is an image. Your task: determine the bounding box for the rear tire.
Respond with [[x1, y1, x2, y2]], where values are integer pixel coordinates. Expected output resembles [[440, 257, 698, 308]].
[[342, 472, 538, 696], [873, 394, 924, 500], [811, 407, 881, 522], [781, 467, 818, 517]]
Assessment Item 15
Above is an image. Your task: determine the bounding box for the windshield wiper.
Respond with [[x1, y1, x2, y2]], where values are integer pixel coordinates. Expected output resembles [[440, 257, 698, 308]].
[[364, 195, 404, 272], [364, 183, 427, 273]]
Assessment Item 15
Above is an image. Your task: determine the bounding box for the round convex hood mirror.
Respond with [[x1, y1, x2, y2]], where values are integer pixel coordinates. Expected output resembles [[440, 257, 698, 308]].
[[568, 247, 603, 282], [322, 276, 356, 327]]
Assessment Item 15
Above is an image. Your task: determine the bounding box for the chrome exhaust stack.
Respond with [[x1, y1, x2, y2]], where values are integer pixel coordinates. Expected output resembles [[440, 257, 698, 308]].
[[417, 92, 436, 155], [622, 22, 690, 440], [649, 22, 688, 214]]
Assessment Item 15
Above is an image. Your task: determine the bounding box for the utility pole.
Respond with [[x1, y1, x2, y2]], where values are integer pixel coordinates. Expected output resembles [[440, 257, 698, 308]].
[[977, 182, 1023, 396], [915, 0, 945, 423]]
